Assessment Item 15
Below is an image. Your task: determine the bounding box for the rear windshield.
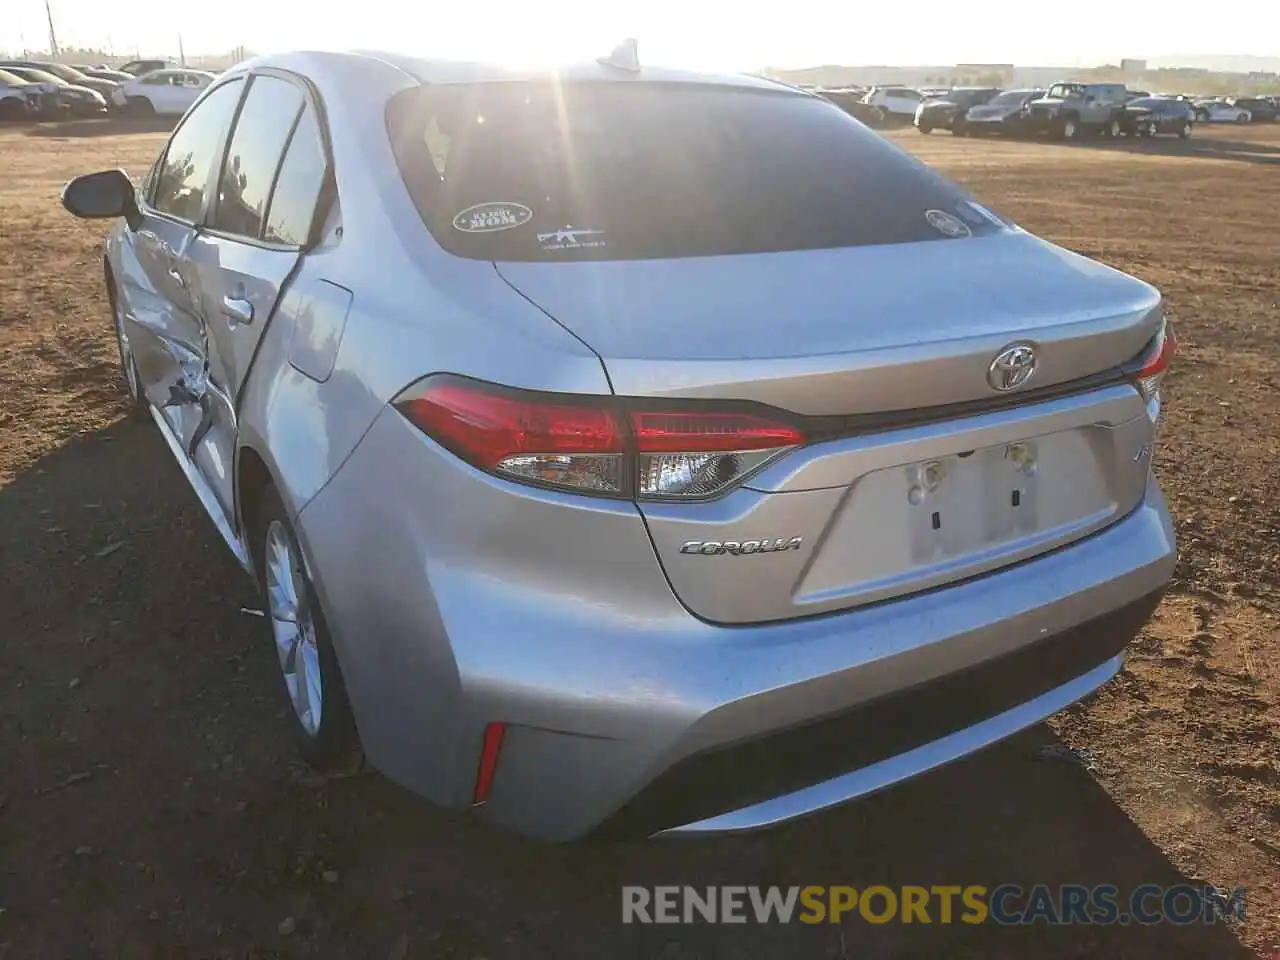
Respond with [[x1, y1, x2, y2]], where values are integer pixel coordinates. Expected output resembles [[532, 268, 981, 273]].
[[388, 82, 1001, 262]]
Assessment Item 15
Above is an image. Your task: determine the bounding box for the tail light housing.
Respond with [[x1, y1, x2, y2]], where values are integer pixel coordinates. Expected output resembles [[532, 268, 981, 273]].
[[1128, 320, 1177, 418], [395, 375, 805, 500]]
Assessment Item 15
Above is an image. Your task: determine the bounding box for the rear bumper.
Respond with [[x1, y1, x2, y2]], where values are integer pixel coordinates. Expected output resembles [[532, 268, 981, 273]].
[[599, 589, 1160, 838], [298, 407, 1176, 841]]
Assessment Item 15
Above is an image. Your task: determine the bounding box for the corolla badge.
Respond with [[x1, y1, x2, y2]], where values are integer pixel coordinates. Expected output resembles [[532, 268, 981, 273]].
[[679, 537, 803, 556], [987, 343, 1038, 392]]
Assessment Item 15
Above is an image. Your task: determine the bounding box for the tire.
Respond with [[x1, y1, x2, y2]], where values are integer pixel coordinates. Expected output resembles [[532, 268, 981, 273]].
[[1195, 110, 1209, 122], [917, 124, 933, 134], [1179, 122, 1192, 139], [126, 96, 154, 116], [1057, 117, 1078, 140], [252, 486, 361, 772], [107, 271, 148, 418], [1105, 118, 1122, 138], [0, 98, 27, 122], [1236, 112, 1249, 124]]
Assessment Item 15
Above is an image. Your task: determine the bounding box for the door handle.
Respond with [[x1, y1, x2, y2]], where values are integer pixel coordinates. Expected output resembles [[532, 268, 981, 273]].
[[221, 296, 254, 326], [168, 267, 185, 288]]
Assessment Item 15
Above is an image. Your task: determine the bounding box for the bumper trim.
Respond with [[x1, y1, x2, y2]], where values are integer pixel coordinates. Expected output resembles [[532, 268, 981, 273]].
[[658, 652, 1122, 835]]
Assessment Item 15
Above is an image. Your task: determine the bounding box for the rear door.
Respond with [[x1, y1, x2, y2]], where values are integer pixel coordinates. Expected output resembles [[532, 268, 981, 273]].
[[121, 77, 245, 439], [183, 70, 330, 514]]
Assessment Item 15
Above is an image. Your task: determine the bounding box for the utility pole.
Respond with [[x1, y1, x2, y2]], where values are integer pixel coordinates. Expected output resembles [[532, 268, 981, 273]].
[[178, 33, 186, 66], [44, 0, 59, 57]]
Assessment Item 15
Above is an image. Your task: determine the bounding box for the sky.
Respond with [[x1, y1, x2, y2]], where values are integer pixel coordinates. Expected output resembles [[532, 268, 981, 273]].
[[4, 0, 1279, 70]]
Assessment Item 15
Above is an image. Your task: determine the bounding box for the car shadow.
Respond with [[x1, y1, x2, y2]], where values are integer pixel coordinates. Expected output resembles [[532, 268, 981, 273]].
[[0, 418, 1262, 958], [1051, 129, 1280, 165], [22, 115, 177, 138]]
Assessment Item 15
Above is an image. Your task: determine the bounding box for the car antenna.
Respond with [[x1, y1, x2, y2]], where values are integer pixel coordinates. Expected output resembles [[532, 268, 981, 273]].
[[597, 38, 640, 73]]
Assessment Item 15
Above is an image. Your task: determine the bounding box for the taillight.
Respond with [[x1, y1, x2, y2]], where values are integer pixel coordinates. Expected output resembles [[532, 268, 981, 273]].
[[395, 376, 804, 500], [630, 410, 804, 498], [1129, 320, 1177, 412]]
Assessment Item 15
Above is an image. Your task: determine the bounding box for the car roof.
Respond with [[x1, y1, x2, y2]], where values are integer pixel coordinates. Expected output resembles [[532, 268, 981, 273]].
[[229, 49, 793, 95], [141, 68, 216, 79]]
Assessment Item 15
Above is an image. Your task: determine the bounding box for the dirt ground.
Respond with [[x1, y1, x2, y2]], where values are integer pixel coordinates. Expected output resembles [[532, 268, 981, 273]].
[[1, 116, 1277, 959]]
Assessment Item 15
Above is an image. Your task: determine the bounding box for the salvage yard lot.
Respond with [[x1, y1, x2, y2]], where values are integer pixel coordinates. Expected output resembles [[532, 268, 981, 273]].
[[1, 119, 1277, 958]]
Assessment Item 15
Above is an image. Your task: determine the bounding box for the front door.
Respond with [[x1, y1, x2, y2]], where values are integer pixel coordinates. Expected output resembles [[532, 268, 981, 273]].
[[125, 77, 245, 453], [181, 72, 330, 516]]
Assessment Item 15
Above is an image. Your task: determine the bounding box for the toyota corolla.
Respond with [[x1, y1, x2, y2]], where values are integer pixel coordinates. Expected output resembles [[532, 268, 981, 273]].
[[61, 48, 1177, 841]]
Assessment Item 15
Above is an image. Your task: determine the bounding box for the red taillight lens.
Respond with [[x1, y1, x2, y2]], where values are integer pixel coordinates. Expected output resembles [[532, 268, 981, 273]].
[[395, 377, 804, 499], [630, 411, 805, 453], [1131, 321, 1177, 406], [398, 380, 627, 494]]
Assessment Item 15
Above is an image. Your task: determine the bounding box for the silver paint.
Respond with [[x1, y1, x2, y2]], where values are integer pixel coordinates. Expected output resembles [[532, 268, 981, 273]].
[[81, 50, 1177, 841]]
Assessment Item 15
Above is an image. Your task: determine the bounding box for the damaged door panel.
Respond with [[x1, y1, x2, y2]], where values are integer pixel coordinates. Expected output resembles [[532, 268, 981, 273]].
[[183, 74, 330, 517]]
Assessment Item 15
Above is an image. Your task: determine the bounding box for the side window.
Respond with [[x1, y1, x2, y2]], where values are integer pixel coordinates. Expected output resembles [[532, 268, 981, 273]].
[[151, 79, 244, 222], [210, 75, 304, 240], [263, 105, 328, 246]]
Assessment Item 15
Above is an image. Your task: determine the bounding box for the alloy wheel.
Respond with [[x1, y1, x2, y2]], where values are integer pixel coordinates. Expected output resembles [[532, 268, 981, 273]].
[[265, 520, 323, 737]]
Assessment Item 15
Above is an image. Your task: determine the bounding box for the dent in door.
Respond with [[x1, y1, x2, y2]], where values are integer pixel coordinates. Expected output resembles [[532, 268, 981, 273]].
[[288, 281, 353, 383]]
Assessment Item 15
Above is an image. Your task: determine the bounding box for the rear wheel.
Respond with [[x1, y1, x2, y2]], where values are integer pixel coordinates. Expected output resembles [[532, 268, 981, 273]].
[[1195, 109, 1209, 122], [1236, 112, 1249, 124], [1057, 117, 1078, 140], [1105, 118, 1122, 138], [252, 487, 361, 772], [1179, 122, 1192, 139], [126, 96, 154, 116], [917, 124, 933, 134]]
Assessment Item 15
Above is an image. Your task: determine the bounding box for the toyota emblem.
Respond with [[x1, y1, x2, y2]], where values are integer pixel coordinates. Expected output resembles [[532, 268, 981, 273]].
[[987, 344, 1037, 392]]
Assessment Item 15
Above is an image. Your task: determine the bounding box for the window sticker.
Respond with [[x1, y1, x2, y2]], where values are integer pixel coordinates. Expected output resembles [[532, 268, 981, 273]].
[[925, 209, 972, 238], [452, 202, 534, 233], [537, 225, 607, 251]]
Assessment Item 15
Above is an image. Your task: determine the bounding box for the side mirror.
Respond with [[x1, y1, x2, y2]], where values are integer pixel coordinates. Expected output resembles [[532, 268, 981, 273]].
[[61, 169, 140, 230]]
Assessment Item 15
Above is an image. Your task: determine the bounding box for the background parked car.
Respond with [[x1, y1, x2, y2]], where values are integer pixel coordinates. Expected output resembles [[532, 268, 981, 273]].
[[962, 88, 1045, 135], [116, 59, 175, 76], [1194, 99, 1251, 123], [0, 60, 118, 102], [817, 87, 886, 126], [861, 85, 924, 120], [0, 66, 106, 116], [1121, 97, 1195, 138], [914, 86, 999, 134], [1025, 82, 1129, 139], [111, 69, 216, 116], [1229, 97, 1277, 122], [0, 69, 39, 121], [76, 66, 134, 84]]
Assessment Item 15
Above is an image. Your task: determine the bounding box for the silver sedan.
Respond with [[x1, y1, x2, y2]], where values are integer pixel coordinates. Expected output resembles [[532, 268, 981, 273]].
[[62, 50, 1177, 841]]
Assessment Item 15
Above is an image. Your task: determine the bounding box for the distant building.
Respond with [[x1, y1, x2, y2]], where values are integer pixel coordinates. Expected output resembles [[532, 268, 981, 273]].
[[954, 63, 1014, 85], [1121, 59, 1147, 76]]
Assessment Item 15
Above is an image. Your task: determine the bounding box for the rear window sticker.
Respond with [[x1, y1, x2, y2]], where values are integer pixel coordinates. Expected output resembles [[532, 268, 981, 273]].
[[537, 226, 607, 251], [453, 202, 533, 233], [925, 208, 972, 238]]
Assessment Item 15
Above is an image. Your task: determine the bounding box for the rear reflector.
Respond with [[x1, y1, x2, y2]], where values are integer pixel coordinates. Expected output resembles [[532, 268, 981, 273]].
[[472, 721, 507, 806], [396, 376, 804, 500]]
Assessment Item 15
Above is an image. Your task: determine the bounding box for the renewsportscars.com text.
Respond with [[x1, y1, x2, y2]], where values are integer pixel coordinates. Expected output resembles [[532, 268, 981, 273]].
[[622, 884, 1246, 926]]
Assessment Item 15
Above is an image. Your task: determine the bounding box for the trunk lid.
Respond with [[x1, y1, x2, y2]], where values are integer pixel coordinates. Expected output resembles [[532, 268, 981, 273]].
[[494, 230, 1161, 415], [498, 232, 1163, 624]]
